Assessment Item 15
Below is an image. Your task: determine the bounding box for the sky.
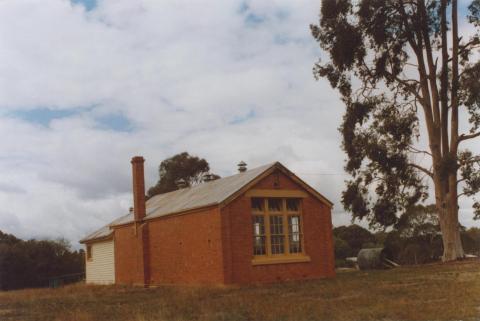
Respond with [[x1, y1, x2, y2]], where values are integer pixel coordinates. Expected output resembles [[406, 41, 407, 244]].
[[0, 0, 478, 248]]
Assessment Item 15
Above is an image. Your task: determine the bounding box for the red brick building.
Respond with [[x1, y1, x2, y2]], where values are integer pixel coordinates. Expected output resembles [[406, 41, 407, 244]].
[[80, 157, 335, 285]]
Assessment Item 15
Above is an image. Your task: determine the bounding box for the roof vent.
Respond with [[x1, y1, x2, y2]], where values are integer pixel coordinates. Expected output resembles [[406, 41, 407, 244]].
[[175, 178, 187, 189], [203, 173, 213, 182], [238, 161, 247, 173]]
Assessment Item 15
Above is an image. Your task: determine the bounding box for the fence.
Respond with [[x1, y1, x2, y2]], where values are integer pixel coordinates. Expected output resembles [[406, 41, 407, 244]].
[[48, 272, 85, 288]]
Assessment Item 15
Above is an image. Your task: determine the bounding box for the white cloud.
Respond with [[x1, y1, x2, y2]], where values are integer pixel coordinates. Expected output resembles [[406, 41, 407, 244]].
[[0, 0, 478, 248]]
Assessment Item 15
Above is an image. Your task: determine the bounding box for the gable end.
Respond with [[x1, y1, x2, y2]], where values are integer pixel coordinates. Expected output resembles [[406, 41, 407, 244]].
[[220, 162, 333, 209]]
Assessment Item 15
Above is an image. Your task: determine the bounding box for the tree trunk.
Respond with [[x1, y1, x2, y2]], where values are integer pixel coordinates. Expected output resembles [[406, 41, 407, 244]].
[[436, 188, 464, 261], [444, 0, 463, 262]]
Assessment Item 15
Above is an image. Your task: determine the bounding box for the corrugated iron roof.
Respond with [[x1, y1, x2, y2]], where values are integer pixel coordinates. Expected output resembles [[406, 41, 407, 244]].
[[81, 162, 274, 243], [79, 223, 113, 243], [80, 212, 137, 243], [145, 162, 275, 218], [80, 161, 333, 243]]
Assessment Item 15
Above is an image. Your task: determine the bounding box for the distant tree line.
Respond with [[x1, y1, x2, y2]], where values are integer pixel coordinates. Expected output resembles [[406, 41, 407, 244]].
[[335, 205, 480, 267], [0, 230, 84, 290]]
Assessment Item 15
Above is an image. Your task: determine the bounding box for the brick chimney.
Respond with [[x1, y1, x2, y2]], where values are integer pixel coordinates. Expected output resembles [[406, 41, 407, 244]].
[[131, 156, 146, 221], [131, 156, 149, 287]]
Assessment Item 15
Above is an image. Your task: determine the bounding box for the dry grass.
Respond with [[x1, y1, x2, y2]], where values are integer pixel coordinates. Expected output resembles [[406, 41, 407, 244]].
[[1, 260, 480, 321]]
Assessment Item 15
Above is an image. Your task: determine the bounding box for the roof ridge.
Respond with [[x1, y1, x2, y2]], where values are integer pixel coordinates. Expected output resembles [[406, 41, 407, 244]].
[[146, 161, 277, 204]]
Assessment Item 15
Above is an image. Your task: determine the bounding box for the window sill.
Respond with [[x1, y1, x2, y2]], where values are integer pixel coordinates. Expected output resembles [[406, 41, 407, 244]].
[[251, 255, 311, 266]]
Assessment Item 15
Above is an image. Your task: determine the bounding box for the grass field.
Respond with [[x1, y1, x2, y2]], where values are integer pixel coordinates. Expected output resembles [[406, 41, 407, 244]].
[[1, 260, 480, 321]]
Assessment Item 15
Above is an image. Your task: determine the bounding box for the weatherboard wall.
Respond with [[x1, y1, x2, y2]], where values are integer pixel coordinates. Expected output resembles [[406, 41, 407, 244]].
[[85, 239, 115, 285]]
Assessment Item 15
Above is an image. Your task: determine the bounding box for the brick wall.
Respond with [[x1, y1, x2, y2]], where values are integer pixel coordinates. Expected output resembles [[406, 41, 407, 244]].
[[113, 169, 334, 285], [221, 170, 335, 284], [114, 207, 225, 285], [114, 225, 137, 284], [147, 207, 225, 285]]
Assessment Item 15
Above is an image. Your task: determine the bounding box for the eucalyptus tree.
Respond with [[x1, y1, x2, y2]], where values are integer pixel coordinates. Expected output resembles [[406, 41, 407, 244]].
[[311, 0, 480, 260]]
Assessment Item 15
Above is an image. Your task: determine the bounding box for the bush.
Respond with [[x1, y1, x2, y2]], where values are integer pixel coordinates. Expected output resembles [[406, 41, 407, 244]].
[[398, 243, 431, 265], [334, 236, 352, 259], [384, 231, 443, 265]]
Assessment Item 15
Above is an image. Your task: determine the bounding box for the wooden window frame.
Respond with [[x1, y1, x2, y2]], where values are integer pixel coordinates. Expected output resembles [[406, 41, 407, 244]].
[[86, 244, 92, 261], [251, 197, 310, 265]]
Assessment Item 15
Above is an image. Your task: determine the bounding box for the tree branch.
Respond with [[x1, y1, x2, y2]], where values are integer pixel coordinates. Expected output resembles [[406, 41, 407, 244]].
[[419, 0, 441, 128], [398, 2, 436, 155], [393, 75, 424, 103], [408, 145, 432, 157], [408, 163, 433, 178], [457, 177, 467, 184], [450, 0, 460, 157], [457, 131, 480, 146], [457, 37, 480, 58]]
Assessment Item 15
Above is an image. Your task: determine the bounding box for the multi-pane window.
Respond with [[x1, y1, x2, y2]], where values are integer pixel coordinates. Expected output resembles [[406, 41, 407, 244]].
[[252, 216, 266, 255], [251, 197, 304, 257]]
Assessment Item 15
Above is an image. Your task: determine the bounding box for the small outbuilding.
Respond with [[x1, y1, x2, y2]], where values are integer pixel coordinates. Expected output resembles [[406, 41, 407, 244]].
[[80, 158, 335, 285], [357, 248, 398, 270]]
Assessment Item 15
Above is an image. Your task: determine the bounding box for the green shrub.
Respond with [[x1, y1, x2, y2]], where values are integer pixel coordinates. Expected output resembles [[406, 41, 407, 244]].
[[334, 236, 351, 259]]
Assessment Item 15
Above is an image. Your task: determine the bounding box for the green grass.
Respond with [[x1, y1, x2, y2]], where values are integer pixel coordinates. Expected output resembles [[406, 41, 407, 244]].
[[1, 260, 480, 321]]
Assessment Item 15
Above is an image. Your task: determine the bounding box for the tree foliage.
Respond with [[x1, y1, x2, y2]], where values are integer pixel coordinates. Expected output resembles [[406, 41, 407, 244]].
[[462, 227, 480, 255], [0, 231, 84, 290], [147, 152, 220, 198], [311, 0, 480, 260], [333, 224, 376, 257], [395, 204, 440, 238]]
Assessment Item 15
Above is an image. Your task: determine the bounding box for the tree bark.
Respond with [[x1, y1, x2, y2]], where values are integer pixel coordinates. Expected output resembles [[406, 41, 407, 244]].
[[436, 176, 464, 261], [438, 208, 464, 261]]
